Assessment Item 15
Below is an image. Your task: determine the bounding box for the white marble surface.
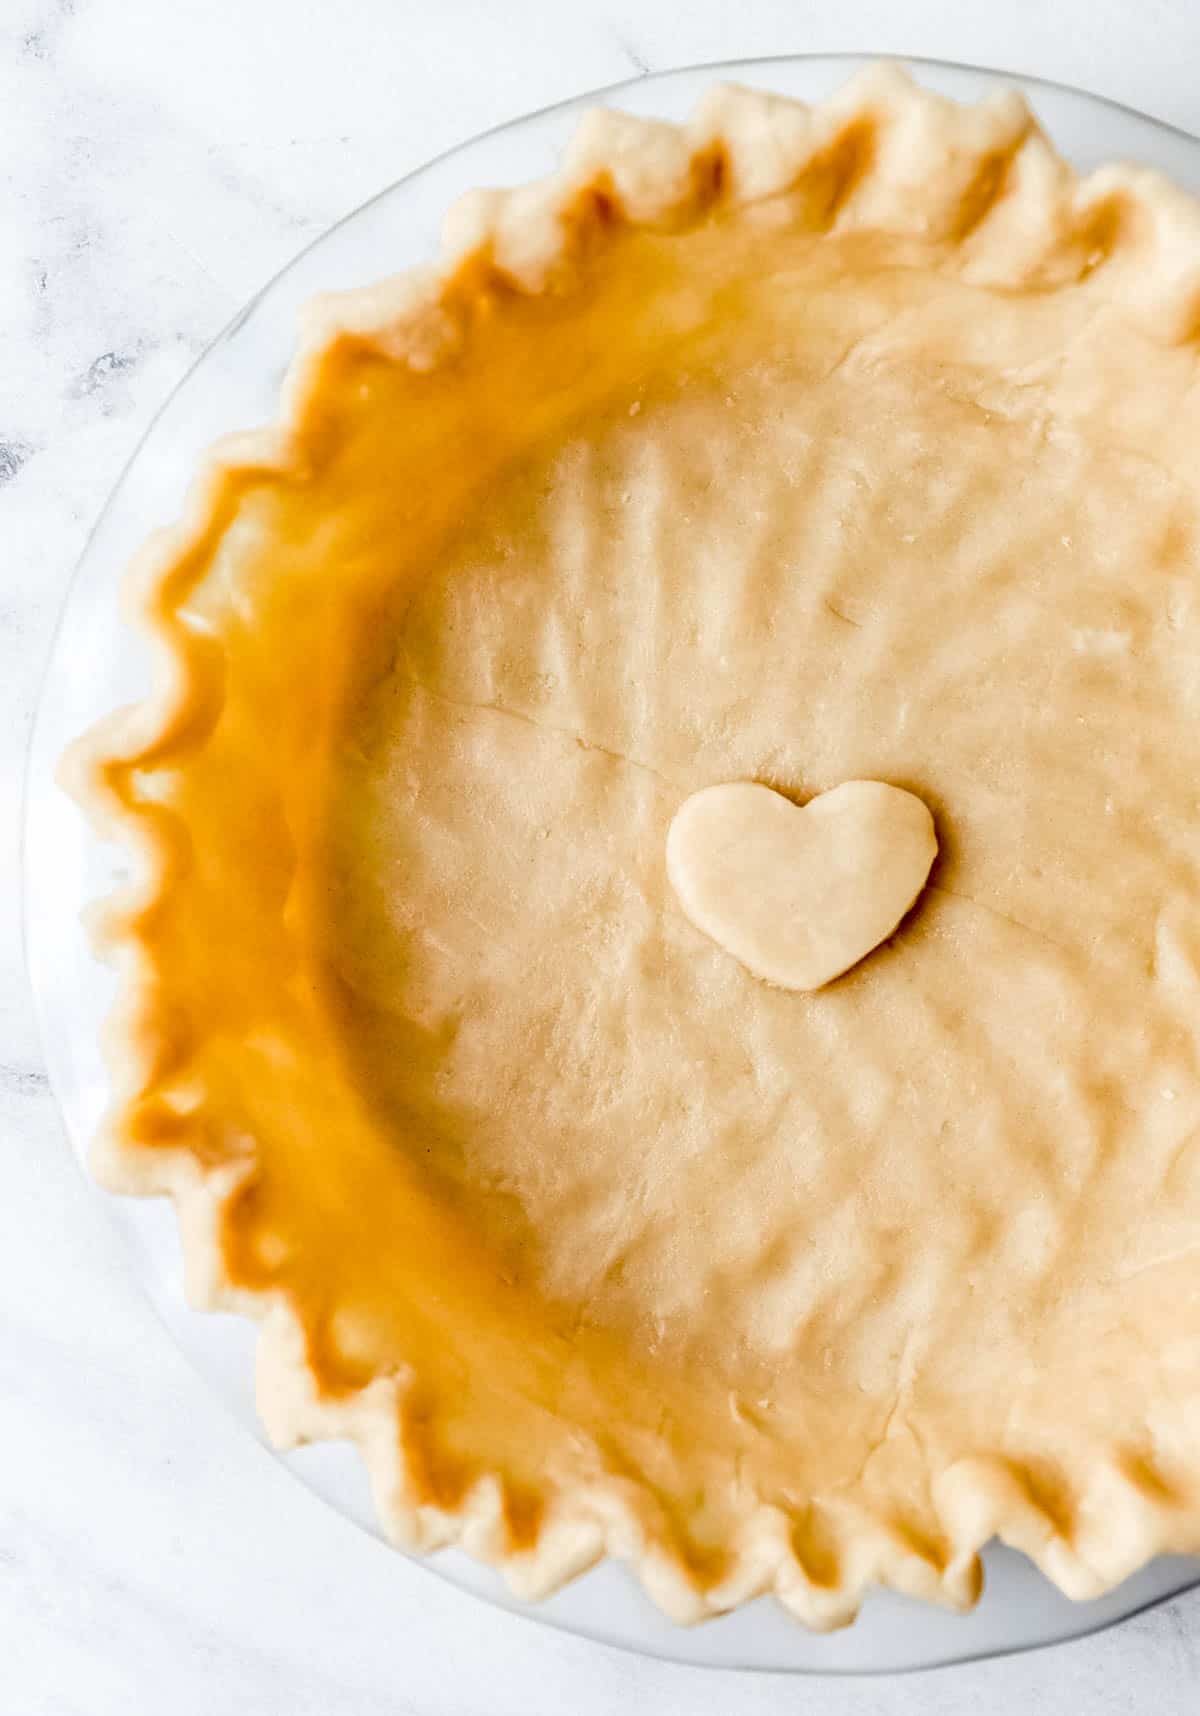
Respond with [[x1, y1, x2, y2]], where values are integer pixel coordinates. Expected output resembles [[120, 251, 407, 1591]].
[[4, 1, 1200, 1709]]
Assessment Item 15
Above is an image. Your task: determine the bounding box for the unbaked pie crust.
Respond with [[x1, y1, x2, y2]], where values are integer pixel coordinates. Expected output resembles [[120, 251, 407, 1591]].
[[63, 65, 1200, 1628]]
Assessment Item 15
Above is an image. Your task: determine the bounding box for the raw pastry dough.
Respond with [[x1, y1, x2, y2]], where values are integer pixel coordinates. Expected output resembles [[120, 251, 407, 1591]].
[[666, 780, 937, 990], [63, 66, 1200, 1629]]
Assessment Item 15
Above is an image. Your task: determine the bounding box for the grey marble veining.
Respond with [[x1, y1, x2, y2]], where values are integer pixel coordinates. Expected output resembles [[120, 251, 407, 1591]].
[[4, 1, 1200, 1710]]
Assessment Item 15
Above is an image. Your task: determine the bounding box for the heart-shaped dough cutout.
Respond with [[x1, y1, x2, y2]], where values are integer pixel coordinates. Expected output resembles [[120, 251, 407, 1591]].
[[666, 780, 937, 992]]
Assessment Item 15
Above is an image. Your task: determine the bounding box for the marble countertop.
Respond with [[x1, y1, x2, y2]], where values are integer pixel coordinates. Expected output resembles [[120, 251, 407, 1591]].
[[4, 0, 1200, 1709]]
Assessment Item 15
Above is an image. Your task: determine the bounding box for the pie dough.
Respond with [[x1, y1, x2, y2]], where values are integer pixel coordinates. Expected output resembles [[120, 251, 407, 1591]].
[[666, 780, 938, 990], [63, 65, 1200, 1629]]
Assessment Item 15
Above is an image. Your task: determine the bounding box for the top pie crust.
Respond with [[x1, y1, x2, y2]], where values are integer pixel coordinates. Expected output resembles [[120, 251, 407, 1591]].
[[63, 65, 1200, 1628]]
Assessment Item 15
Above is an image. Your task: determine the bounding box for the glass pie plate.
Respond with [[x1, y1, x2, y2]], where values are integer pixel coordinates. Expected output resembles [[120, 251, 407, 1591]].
[[23, 53, 1200, 1674]]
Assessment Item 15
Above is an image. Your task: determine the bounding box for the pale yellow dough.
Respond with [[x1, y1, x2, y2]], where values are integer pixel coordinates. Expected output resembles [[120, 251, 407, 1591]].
[[666, 780, 937, 990], [64, 66, 1200, 1629]]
